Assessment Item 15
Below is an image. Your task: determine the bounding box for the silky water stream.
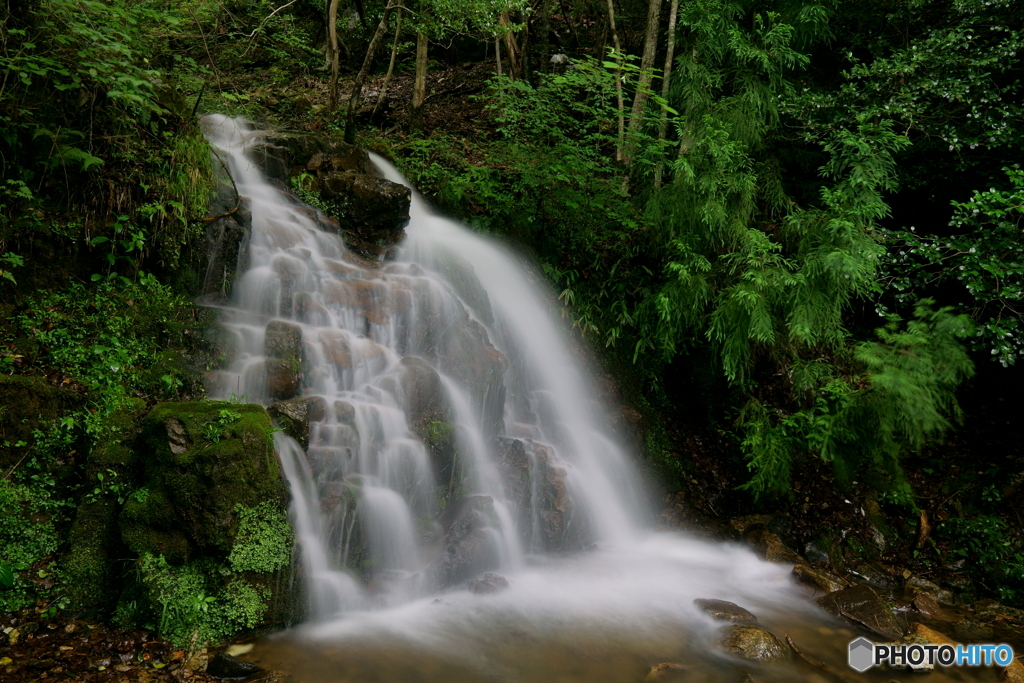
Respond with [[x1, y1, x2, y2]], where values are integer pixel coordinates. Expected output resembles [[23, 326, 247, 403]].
[[199, 115, 991, 683]]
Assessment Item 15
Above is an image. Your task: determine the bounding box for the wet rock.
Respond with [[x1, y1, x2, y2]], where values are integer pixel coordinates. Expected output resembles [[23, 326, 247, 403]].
[[436, 496, 502, 587], [265, 320, 303, 360], [905, 574, 954, 604], [528, 440, 591, 552], [266, 358, 300, 400], [268, 396, 327, 449], [644, 662, 690, 682], [202, 210, 250, 301], [694, 599, 758, 623], [847, 562, 898, 590], [729, 514, 791, 539], [493, 437, 531, 544], [793, 564, 849, 594], [974, 599, 1024, 622], [745, 529, 804, 564], [208, 653, 263, 679], [322, 172, 411, 235], [720, 625, 788, 662], [251, 132, 374, 182], [913, 592, 943, 620], [816, 584, 905, 640], [394, 357, 455, 481], [438, 319, 508, 440], [954, 618, 994, 640], [469, 573, 509, 594]]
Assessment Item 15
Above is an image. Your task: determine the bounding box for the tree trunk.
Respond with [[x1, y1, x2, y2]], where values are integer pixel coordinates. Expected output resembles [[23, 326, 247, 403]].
[[373, 11, 403, 118], [327, 0, 341, 110], [654, 0, 679, 188], [520, 10, 532, 83], [495, 36, 503, 77], [410, 31, 429, 131], [624, 0, 664, 166], [500, 13, 521, 79], [604, 0, 624, 162], [540, 0, 551, 72], [344, 1, 395, 144]]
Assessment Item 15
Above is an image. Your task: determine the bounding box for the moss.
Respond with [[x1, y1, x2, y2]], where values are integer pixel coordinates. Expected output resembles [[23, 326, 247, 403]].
[[120, 487, 192, 564], [114, 400, 294, 643], [63, 498, 123, 613], [0, 375, 83, 473]]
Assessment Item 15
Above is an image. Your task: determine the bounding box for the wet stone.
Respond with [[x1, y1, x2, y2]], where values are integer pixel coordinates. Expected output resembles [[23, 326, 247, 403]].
[[208, 653, 264, 679], [694, 599, 758, 623], [720, 625, 788, 662], [816, 584, 905, 641], [793, 563, 849, 594]]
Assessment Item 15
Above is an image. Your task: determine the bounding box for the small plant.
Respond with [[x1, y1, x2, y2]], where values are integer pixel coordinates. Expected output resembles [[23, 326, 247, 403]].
[[204, 408, 242, 443]]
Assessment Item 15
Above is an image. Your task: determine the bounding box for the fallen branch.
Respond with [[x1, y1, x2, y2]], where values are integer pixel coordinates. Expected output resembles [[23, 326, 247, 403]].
[[786, 633, 862, 683]]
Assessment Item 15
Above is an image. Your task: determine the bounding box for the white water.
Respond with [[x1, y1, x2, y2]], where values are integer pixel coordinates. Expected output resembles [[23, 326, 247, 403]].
[[200, 116, 988, 682]]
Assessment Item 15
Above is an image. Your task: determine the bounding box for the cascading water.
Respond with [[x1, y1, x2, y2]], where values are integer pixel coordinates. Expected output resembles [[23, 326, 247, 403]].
[[200, 116, 985, 683]]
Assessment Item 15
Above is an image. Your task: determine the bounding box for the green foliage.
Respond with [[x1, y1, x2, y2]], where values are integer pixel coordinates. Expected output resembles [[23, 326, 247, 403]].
[[128, 554, 271, 647], [739, 302, 975, 495], [228, 502, 293, 574], [943, 515, 1024, 604], [881, 166, 1024, 366], [0, 479, 62, 613]]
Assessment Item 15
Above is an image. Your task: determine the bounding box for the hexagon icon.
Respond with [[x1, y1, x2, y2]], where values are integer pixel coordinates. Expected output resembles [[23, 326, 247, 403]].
[[848, 637, 875, 672]]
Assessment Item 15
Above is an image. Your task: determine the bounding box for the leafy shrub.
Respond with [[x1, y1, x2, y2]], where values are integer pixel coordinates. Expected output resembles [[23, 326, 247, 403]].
[[0, 479, 62, 613]]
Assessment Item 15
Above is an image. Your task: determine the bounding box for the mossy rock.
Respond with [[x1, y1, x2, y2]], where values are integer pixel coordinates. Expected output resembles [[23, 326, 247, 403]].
[[129, 401, 286, 558], [64, 498, 126, 614]]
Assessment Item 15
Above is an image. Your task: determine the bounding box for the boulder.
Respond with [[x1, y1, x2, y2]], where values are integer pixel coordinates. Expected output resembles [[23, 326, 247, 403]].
[[493, 437, 531, 544], [720, 625, 788, 662], [250, 132, 374, 183], [745, 529, 804, 565], [266, 358, 300, 400], [816, 584, 905, 640], [528, 440, 591, 553], [694, 599, 757, 623], [264, 321, 304, 400], [436, 496, 502, 587], [124, 402, 287, 558], [321, 172, 411, 235], [268, 396, 327, 449], [265, 320, 303, 360], [105, 401, 295, 644]]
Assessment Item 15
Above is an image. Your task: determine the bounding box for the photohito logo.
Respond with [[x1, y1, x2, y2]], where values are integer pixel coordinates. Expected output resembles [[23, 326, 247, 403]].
[[848, 637, 1014, 671]]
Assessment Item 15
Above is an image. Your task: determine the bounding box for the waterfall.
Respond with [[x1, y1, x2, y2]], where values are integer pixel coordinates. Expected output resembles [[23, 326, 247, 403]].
[[200, 115, 860, 682]]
